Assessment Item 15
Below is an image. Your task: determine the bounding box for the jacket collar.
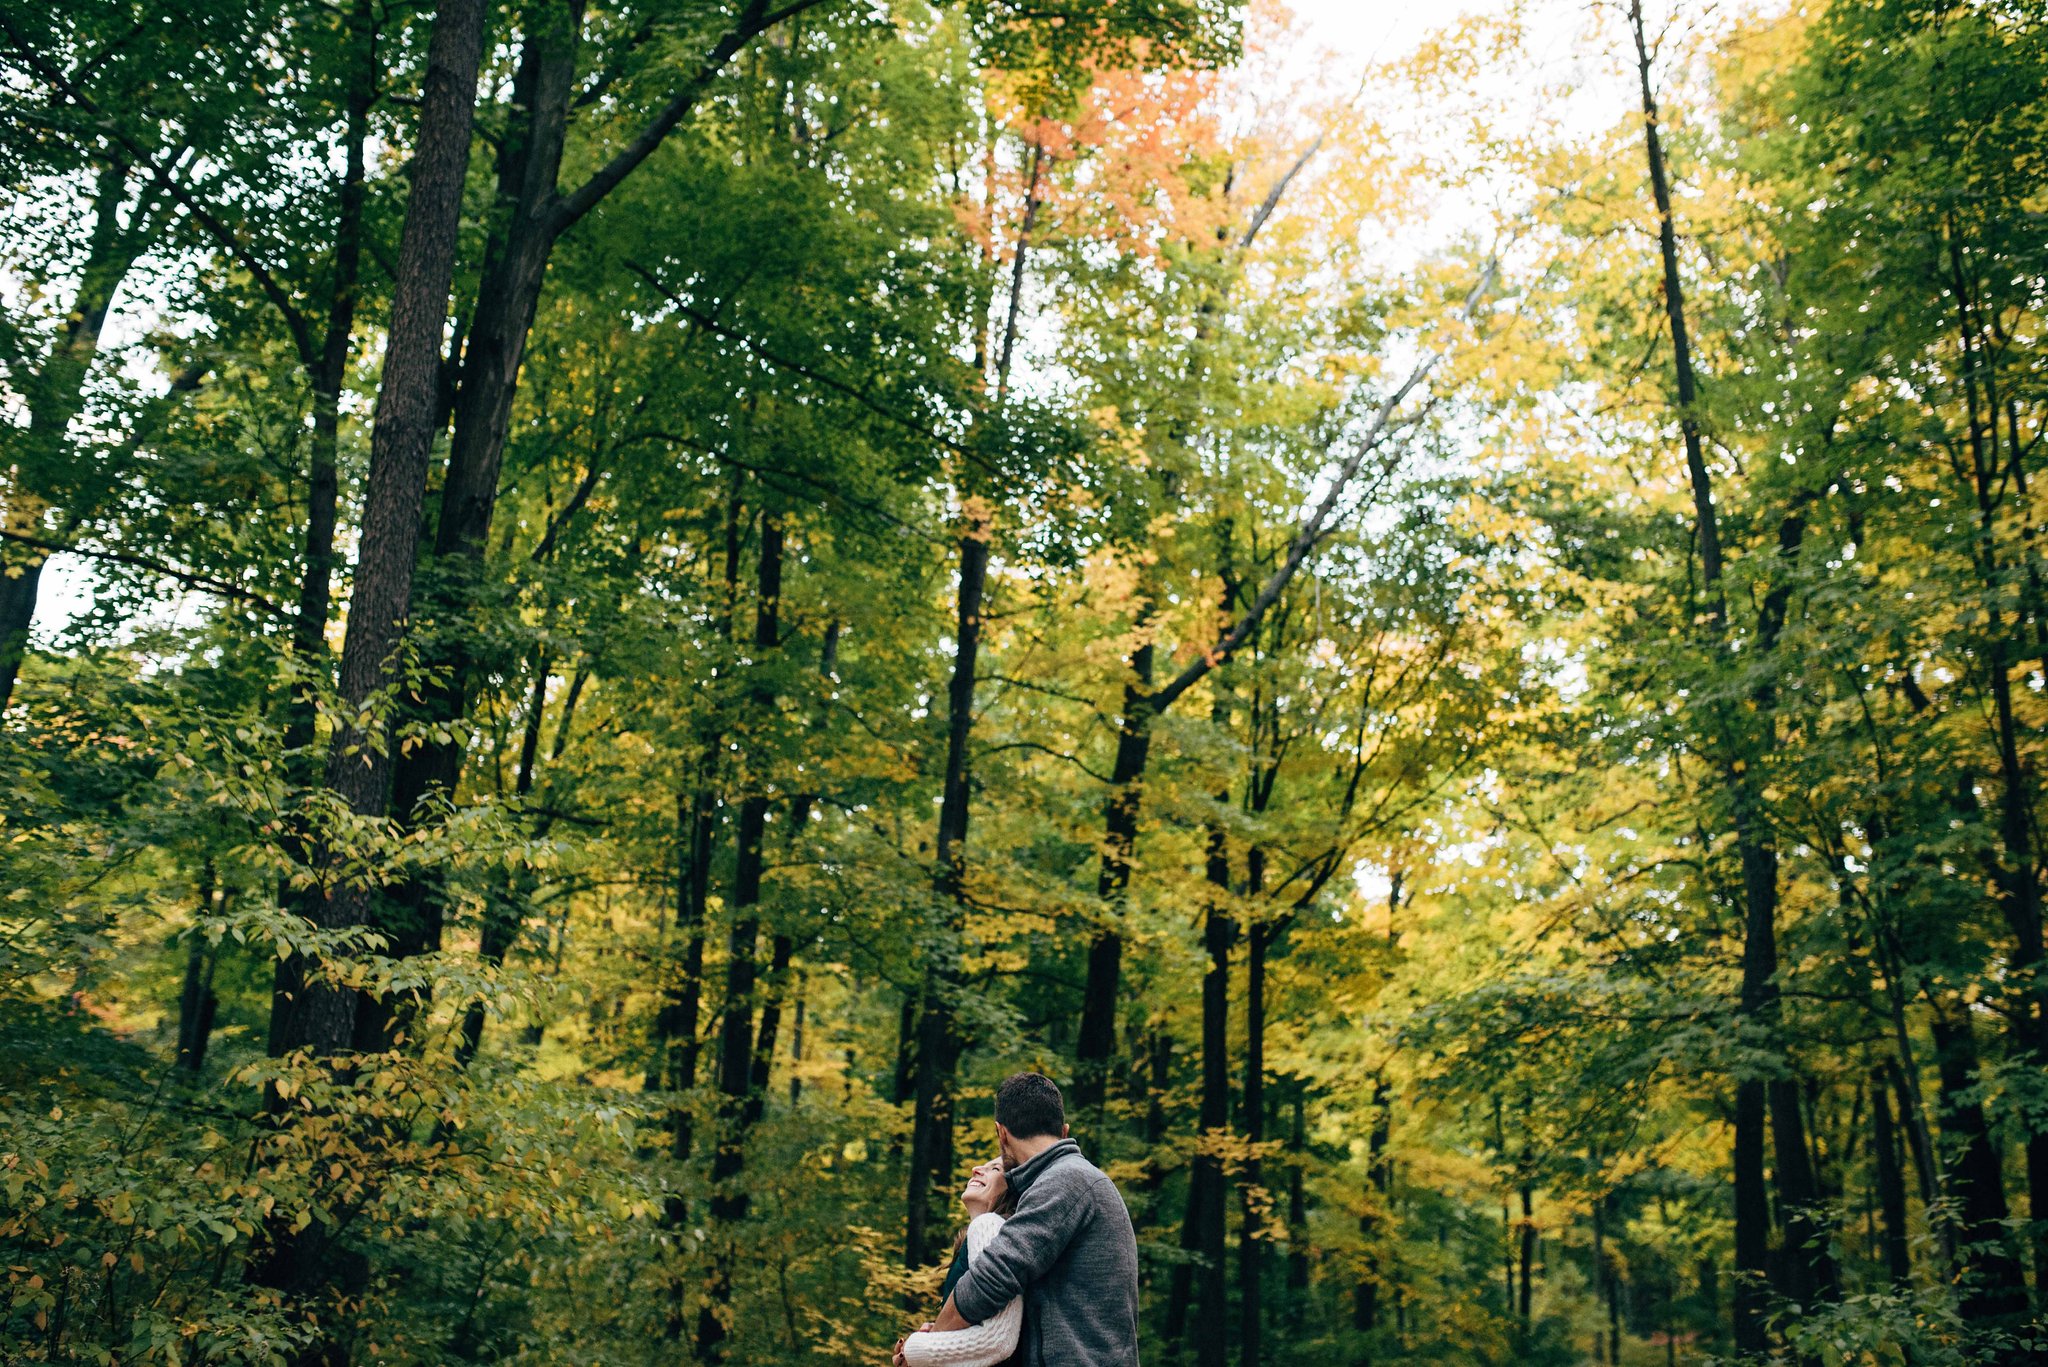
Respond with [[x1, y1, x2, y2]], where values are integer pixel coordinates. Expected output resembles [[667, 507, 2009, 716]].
[[1006, 1137, 1081, 1198]]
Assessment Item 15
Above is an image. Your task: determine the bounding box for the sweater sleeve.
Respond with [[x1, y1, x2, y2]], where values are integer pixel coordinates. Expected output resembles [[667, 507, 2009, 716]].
[[951, 1165, 1087, 1326], [901, 1215, 1024, 1367]]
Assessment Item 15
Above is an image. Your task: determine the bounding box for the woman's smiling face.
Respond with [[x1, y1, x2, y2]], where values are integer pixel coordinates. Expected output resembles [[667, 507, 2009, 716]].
[[960, 1156, 1008, 1216]]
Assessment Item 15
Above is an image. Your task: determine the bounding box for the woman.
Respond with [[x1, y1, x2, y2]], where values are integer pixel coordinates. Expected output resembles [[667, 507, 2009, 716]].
[[892, 1157, 1025, 1367]]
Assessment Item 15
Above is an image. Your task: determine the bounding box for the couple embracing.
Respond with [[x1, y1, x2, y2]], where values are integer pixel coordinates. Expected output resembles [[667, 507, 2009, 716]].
[[892, 1073, 1140, 1367]]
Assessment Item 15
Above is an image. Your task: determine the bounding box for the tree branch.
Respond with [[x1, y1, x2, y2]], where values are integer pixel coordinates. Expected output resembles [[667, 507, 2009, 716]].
[[549, 0, 839, 234], [0, 530, 290, 620], [1149, 261, 1498, 716]]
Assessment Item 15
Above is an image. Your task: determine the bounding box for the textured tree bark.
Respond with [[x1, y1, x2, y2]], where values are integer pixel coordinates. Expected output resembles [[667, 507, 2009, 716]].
[[250, 0, 486, 1342], [375, 1, 814, 1018], [265, 0, 486, 1063]]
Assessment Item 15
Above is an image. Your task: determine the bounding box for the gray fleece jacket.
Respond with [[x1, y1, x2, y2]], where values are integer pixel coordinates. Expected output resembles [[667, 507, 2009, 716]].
[[950, 1139, 1140, 1367]]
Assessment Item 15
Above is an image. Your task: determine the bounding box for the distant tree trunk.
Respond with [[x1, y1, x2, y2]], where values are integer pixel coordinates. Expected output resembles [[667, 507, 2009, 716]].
[[1288, 1083, 1310, 1293], [1354, 1078, 1391, 1344], [1, 162, 146, 712], [747, 932, 794, 1118], [696, 511, 784, 1363], [1627, 0, 1793, 1347], [1944, 228, 2048, 1312], [1870, 1066, 1912, 1288], [456, 659, 587, 1068], [788, 975, 806, 1106], [1604, 1203, 1623, 1367], [251, 0, 485, 1338], [1769, 1074, 1839, 1307], [282, 0, 378, 769], [1165, 1157, 1205, 1347], [1137, 1028, 1172, 1231], [1929, 1009, 2027, 1318], [1239, 918, 1268, 1367], [1518, 1181, 1535, 1325], [175, 865, 221, 1074], [1592, 1195, 1612, 1364], [906, 508, 989, 1268], [1495, 1099, 1513, 1315], [1074, 643, 1154, 1112], [658, 485, 745, 1189], [1196, 816, 1233, 1367]]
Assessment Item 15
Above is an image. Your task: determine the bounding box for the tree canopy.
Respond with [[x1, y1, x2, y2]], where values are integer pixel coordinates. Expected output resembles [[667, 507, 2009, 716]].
[[3, 1, 2047, 1364]]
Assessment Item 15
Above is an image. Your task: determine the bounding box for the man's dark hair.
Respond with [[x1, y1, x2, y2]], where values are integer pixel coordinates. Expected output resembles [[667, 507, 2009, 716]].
[[995, 1071, 1066, 1140]]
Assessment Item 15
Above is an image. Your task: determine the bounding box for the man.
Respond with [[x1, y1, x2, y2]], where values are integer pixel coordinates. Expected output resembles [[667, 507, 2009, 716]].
[[911, 1071, 1142, 1366]]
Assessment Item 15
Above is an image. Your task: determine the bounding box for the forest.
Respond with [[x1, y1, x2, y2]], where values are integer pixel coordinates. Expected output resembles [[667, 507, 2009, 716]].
[[3, 0, 2047, 1362]]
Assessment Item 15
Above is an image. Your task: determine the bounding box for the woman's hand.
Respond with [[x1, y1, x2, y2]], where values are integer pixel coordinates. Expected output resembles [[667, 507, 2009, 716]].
[[892, 1320, 937, 1366]]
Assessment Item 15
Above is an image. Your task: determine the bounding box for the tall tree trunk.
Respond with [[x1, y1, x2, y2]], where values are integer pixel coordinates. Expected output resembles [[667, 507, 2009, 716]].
[[1166, 1147, 1205, 1346], [1769, 1073, 1839, 1308], [788, 976, 806, 1106], [1929, 1009, 2027, 1319], [1074, 644, 1154, 1112], [251, 0, 485, 1336], [1518, 1178, 1535, 1324], [1603, 1198, 1623, 1367], [658, 482, 745, 1192], [1354, 1078, 1391, 1345], [283, 0, 378, 766], [0, 162, 145, 711], [1870, 1066, 1912, 1288], [372, 1, 806, 1025], [1947, 232, 2048, 1309], [696, 511, 784, 1363], [1194, 817, 1232, 1367], [1288, 1083, 1310, 1294], [1239, 918, 1267, 1367], [1628, 1, 1799, 1346], [1592, 1194, 1611, 1364], [905, 514, 989, 1267], [175, 865, 221, 1074], [904, 136, 1045, 1250], [264, 0, 485, 1064]]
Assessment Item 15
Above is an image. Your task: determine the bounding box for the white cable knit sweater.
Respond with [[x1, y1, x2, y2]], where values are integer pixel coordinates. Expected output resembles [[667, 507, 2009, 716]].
[[901, 1213, 1024, 1367]]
